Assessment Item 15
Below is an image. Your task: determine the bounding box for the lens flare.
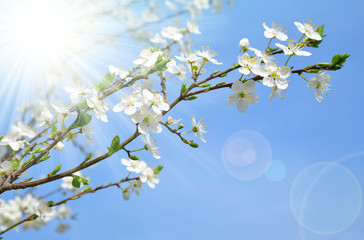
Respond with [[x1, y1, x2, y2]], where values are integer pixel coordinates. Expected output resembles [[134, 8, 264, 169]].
[[221, 130, 272, 181], [290, 162, 362, 235]]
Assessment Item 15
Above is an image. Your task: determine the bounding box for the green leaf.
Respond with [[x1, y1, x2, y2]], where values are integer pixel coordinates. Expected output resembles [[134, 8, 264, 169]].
[[216, 81, 226, 86], [0, 135, 3, 141], [47, 201, 54, 207], [75, 99, 88, 111], [307, 69, 321, 73], [331, 54, 350, 67], [72, 175, 81, 188], [189, 142, 199, 148], [130, 155, 139, 160], [71, 112, 92, 129], [82, 186, 92, 192], [108, 135, 121, 155], [50, 125, 58, 138], [95, 73, 115, 92], [20, 177, 33, 183], [180, 83, 188, 95], [219, 73, 228, 78], [50, 165, 62, 176], [23, 155, 36, 165], [155, 55, 170, 72], [185, 96, 198, 101], [268, 47, 279, 52], [211, 70, 221, 75], [11, 158, 20, 170], [32, 146, 45, 154], [37, 152, 50, 163], [199, 83, 211, 88], [154, 165, 163, 175]]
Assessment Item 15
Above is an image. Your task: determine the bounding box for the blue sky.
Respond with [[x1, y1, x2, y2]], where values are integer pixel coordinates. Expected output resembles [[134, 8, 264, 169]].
[[2, 0, 364, 239]]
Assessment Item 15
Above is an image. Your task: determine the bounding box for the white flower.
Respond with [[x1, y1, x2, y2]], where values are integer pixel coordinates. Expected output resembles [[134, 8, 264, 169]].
[[0, 134, 25, 151], [255, 62, 291, 90], [142, 90, 170, 115], [166, 59, 188, 81], [131, 180, 143, 196], [239, 38, 249, 51], [161, 26, 183, 41], [166, 116, 181, 125], [30, 199, 56, 222], [0, 161, 12, 173], [113, 94, 143, 115], [262, 22, 288, 41], [51, 102, 76, 123], [294, 21, 322, 40], [35, 108, 53, 128], [139, 167, 160, 189], [227, 80, 259, 113], [196, 46, 222, 65], [133, 49, 162, 73], [130, 108, 163, 135], [187, 21, 201, 34], [150, 33, 168, 45], [63, 84, 89, 103], [142, 134, 160, 159], [55, 142, 64, 151], [191, 114, 207, 143], [275, 42, 311, 56], [165, 0, 177, 10], [176, 52, 202, 64], [86, 89, 109, 122], [56, 205, 71, 220], [121, 158, 147, 173], [237, 53, 261, 75], [308, 70, 332, 102], [249, 47, 274, 64], [11, 122, 36, 139], [269, 85, 287, 103], [108, 65, 129, 79], [80, 124, 95, 142], [122, 188, 130, 200]]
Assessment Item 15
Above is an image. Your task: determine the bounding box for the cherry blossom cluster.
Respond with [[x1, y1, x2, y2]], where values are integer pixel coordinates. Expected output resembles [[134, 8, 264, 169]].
[[0, 15, 349, 236], [0, 193, 71, 233]]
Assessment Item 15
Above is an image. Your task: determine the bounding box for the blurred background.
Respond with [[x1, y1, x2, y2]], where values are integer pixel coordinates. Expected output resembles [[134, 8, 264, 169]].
[[1, 0, 364, 239]]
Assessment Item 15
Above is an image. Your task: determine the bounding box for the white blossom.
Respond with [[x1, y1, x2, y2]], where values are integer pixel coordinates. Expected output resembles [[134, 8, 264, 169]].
[[191, 114, 207, 143], [308, 70, 332, 102], [139, 167, 159, 189], [0, 161, 12, 173], [187, 21, 201, 34], [113, 94, 143, 115], [150, 33, 168, 45], [239, 38, 249, 51], [166, 116, 181, 125], [262, 22, 288, 41], [275, 42, 311, 56], [237, 53, 261, 75], [86, 89, 109, 122], [294, 21, 322, 40], [55, 142, 64, 151], [121, 158, 147, 173], [51, 102, 76, 123], [0, 134, 25, 151], [255, 62, 291, 90], [227, 80, 259, 113], [166, 59, 188, 80], [35, 107, 53, 128], [142, 134, 160, 159], [63, 84, 89, 103], [196, 46, 222, 65], [11, 122, 36, 138], [108, 65, 129, 79], [161, 26, 183, 41], [130, 108, 163, 135]]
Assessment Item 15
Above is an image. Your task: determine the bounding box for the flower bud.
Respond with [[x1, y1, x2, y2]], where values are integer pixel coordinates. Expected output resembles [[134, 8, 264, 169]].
[[177, 124, 184, 130], [239, 38, 249, 52], [55, 142, 64, 151]]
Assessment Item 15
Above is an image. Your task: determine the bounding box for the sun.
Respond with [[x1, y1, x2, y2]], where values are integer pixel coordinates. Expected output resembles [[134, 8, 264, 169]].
[[1, 0, 88, 70]]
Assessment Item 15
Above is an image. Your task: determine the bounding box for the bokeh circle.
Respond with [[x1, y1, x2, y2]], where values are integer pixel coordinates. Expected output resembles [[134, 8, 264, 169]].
[[265, 160, 287, 182], [290, 162, 362, 235], [221, 130, 272, 181]]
